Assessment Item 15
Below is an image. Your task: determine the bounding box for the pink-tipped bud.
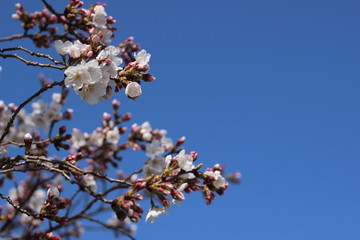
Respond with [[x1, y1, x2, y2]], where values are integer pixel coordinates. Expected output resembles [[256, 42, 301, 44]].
[[176, 136, 186, 145], [142, 73, 155, 82], [63, 108, 73, 120], [122, 113, 132, 121], [133, 193, 143, 201], [24, 133, 33, 148], [112, 99, 120, 109], [189, 151, 198, 161], [119, 126, 127, 134], [213, 163, 223, 172], [103, 112, 112, 121], [91, 35, 100, 44], [227, 171, 241, 184], [132, 179, 147, 191]]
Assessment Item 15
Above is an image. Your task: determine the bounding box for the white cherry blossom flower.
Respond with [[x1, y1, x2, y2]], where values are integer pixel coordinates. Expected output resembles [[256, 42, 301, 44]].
[[54, 40, 72, 56], [75, 82, 107, 105], [84, 175, 97, 192], [55, 40, 90, 58], [145, 140, 165, 159], [134, 49, 151, 70], [145, 206, 169, 223], [0, 146, 7, 157], [89, 128, 104, 147], [140, 121, 152, 133], [97, 46, 122, 84], [143, 155, 166, 177], [93, 5, 107, 28], [31, 99, 48, 115], [52, 93, 62, 103], [125, 82, 142, 99], [71, 128, 87, 149], [106, 127, 120, 145], [177, 149, 194, 171], [204, 170, 227, 189], [29, 189, 46, 213], [64, 63, 92, 89], [140, 121, 152, 141]]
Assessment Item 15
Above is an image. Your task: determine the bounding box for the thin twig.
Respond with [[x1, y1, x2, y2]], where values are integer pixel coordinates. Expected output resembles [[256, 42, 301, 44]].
[[0, 193, 43, 220], [0, 34, 27, 42], [0, 53, 65, 70], [0, 46, 65, 65], [79, 214, 136, 240]]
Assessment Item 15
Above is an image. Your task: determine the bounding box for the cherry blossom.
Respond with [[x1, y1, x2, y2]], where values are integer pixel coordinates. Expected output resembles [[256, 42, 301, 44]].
[[125, 82, 142, 99], [145, 206, 169, 223]]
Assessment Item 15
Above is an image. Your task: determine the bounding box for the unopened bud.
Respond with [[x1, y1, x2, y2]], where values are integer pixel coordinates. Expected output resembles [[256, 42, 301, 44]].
[[24, 133, 33, 149], [119, 126, 127, 134], [122, 113, 132, 121], [103, 112, 112, 121], [59, 125, 66, 135], [176, 136, 186, 145], [189, 151, 198, 161], [63, 108, 73, 120], [47, 186, 60, 198], [142, 73, 155, 82], [112, 99, 120, 109]]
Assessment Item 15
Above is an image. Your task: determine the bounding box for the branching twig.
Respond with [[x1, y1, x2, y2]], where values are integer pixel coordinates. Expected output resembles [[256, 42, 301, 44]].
[[79, 214, 136, 240], [0, 193, 43, 221], [0, 34, 28, 42], [0, 53, 65, 69], [0, 46, 65, 65]]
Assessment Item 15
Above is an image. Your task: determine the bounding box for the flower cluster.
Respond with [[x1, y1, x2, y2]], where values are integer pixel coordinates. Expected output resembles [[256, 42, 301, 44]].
[[0, 0, 239, 239], [0, 92, 69, 155]]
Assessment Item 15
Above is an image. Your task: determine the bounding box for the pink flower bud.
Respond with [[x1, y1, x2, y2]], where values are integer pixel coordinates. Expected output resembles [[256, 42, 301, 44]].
[[59, 125, 66, 135], [103, 112, 112, 121], [24, 133, 33, 147], [122, 113, 132, 121], [132, 179, 146, 191], [91, 35, 100, 44], [112, 99, 120, 109], [63, 108, 73, 120], [142, 73, 155, 82], [176, 136, 186, 145], [189, 151, 198, 161]]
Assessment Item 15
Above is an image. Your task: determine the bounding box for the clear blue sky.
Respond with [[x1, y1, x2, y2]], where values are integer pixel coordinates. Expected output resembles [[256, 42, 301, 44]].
[[1, 0, 360, 239]]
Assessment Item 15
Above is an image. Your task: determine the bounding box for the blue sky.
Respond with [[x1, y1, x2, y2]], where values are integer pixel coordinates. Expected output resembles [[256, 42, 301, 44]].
[[1, 0, 360, 239]]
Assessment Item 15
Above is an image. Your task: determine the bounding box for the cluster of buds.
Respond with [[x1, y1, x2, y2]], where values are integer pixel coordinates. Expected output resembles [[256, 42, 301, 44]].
[[40, 186, 69, 224], [118, 37, 141, 65], [51, 125, 72, 151], [111, 180, 145, 223], [203, 164, 229, 197], [12, 4, 57, 47], [0, 0, 239, 238]]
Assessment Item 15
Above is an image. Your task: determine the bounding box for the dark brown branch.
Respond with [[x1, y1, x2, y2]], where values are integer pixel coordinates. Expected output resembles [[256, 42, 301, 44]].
[[0, 193, 44, 221], [80, 214, 136, 240]]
